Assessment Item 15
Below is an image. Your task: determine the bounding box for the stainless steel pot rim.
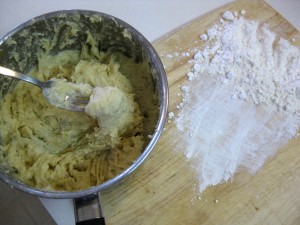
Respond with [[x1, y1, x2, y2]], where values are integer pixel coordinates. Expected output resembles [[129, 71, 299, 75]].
[[0, 9, 168, 199]]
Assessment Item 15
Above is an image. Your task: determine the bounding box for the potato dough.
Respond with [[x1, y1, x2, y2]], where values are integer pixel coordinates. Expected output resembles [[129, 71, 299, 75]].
[[0, 51, 144, 191]]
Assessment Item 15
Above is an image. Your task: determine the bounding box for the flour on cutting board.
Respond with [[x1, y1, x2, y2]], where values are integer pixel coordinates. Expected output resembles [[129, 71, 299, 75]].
[[165, 10, 300, 193]]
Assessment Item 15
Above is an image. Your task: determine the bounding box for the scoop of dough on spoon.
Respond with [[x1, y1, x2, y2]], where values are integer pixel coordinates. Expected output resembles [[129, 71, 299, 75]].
[[0, 66, 91, 112]]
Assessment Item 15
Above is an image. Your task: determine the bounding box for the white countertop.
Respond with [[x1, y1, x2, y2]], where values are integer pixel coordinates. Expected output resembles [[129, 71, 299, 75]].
[[1, 1, 299, 224]]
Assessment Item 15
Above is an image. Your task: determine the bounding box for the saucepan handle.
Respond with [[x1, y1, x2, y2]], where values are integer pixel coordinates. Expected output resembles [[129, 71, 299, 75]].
[[73, 193, 106, 225]]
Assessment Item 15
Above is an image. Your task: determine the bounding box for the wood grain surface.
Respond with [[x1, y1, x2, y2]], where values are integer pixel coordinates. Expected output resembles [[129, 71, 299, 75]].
[[102, 1, 300, 224]]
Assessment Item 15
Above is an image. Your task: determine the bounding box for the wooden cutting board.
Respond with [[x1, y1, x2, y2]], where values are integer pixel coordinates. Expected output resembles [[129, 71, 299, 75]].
[[102, 1, 300, 224]]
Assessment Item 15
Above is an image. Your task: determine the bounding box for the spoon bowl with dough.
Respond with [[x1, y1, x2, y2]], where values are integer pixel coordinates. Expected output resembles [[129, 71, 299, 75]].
[[0, 65, 90, 112]]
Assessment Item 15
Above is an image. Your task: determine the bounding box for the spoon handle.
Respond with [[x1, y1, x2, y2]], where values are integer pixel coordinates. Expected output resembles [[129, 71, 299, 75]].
[[0, 66, 43, 88]]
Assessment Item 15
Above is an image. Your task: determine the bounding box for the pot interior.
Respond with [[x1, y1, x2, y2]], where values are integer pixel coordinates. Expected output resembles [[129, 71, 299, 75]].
[[0, 10, 167, 198]]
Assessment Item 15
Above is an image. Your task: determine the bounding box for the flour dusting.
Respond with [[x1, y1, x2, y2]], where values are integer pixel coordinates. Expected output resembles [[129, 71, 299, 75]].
[[170, 11, 300, 192]]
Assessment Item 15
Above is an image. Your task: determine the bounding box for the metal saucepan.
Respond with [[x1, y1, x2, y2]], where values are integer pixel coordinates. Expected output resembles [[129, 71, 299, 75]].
[[0, 10, 168, 224]]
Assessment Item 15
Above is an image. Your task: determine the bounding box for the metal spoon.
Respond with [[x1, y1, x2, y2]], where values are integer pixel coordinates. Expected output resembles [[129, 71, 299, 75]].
[[0, 66, 89, 112]]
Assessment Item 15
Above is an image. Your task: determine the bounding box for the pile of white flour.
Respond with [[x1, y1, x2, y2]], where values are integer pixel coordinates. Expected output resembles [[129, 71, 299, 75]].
[[172, 11, 300, 192]]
